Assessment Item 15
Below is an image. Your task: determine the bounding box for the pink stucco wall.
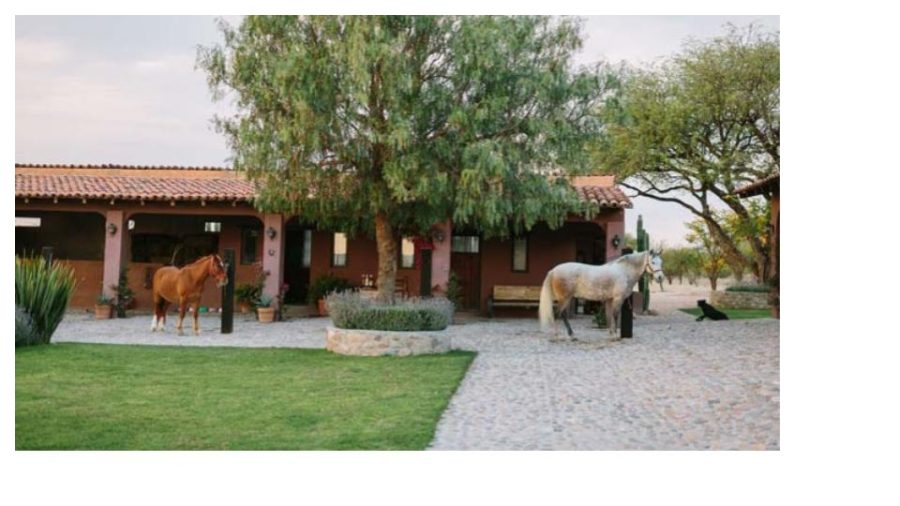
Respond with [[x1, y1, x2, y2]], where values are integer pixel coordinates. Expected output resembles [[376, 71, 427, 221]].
[[430, 220, 452, 294]]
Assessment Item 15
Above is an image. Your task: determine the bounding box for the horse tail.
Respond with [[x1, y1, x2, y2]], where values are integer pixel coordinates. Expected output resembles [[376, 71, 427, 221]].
[[539, 270, 555, 331], [169, 245, 183, 266]]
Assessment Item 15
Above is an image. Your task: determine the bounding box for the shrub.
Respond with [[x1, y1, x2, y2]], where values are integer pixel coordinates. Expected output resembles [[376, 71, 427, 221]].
[[15, 306, 38, 347], [326, 291, 454, 331], [308, 274, 353, 304], [15, 257, 76, 347], [726, 283, 769, 293], [445, 272, 462, 309], [111, 267, 134, 318], [256, 294, 273, 308]]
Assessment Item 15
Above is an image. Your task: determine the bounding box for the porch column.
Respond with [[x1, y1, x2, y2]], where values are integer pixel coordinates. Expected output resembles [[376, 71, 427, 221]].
[[262, 213, 285, 308], [102, 210, 126, 299], [605, 209, 626, 262], [431, 220, 452, 294]]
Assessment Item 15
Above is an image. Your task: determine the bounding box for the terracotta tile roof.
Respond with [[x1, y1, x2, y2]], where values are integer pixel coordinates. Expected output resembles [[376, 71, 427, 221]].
[[576, 185, 632, 208], [15, 163, 231, 171], [572, 175, 615, 187], [734, 173, 779, 197], [15, 163, 632, 208], [15, 165, 255, 202]]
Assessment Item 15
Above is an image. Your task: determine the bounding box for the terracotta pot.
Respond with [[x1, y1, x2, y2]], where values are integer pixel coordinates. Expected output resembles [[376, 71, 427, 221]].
[[317, 298, 328, 317], [239, 301, 251, 314], [94, 304, 112, 320], [257, 307, 276, 323]]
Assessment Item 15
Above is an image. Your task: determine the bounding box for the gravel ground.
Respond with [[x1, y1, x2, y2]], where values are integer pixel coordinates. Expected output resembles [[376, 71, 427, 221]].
[[53, 311, 328, 348], [428, 311, 779, 450], [52, 284, 779, 451]]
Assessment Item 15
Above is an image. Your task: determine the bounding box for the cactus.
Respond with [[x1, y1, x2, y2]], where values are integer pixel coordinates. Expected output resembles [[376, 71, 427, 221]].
[[636, 216, 650, 313], [642, 232, 651, 313]]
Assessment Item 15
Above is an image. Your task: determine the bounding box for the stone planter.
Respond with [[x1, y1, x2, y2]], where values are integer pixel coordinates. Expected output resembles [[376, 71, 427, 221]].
[[94, 304, 112, 320], [709, 290, 770, 310], [326, 327, 451, 357], [257, 307, 276, 323], [317, 298, 328, 317]]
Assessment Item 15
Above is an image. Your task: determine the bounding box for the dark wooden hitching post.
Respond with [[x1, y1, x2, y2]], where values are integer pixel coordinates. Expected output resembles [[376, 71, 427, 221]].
[[221, 248, 235, 334], [620, 247, 634, 338], [41, 246, 54, 268]]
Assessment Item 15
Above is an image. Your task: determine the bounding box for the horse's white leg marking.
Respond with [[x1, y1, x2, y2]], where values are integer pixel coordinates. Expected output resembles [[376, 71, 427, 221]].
[[150, 315, 158, 331]]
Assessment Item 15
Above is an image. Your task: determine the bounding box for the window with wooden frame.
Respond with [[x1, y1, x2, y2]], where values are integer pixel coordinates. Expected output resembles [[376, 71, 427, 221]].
[[332, 232, 348, 267], [399, 237, 415, 269], [512, 236, 528, 272], [241, 227, 259, 264], [302, 230, 312, 268], [451, 235, 480, 253]]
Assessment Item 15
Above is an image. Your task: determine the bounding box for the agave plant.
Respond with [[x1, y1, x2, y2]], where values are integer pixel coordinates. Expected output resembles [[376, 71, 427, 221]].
[[15, 257, 76, 346]]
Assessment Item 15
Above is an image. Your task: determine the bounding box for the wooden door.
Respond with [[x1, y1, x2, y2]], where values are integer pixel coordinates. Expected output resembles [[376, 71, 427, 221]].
[[284, 228, 311, 303], [451, 251, 480, 310]]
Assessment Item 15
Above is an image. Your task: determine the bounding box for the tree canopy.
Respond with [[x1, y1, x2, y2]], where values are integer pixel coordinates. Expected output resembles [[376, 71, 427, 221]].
[[594, 24, 778, 281], [199, 15, 608, 300]]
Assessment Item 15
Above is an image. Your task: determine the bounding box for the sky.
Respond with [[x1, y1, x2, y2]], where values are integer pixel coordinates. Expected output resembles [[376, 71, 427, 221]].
[[15, 15, 779, 246]]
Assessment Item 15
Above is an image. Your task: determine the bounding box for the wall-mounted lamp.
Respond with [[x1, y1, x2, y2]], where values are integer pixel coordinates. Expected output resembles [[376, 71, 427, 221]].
[[611, 234, 621, 249], [266, 227, 277, 240], [107, 223, 118, 236]]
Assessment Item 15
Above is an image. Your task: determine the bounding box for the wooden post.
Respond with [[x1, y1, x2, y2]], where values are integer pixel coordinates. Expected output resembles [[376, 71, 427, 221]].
[[221, 248, 235, 334], [41, 246, 53, 268], [621, 247, 634, 338]]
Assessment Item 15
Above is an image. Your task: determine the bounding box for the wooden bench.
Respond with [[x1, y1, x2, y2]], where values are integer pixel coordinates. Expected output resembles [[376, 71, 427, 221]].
[[487, 285, 542, 317]]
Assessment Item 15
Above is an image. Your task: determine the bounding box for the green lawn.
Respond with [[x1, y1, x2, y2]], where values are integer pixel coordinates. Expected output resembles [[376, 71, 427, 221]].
[[16, 343, 475, 450], [678, 307, 773, 320]]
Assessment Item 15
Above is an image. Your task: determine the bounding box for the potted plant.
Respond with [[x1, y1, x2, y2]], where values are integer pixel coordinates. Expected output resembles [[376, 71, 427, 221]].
[[307, 274, 353, 316], [256, 295, 275, 323], [95, 294, 113, 320], [235, 266, 267, 314], [235, 283, 259, 313]]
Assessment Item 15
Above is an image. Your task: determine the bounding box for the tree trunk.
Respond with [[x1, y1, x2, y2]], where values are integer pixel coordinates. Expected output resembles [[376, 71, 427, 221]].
[[374, 211, 397, 304]]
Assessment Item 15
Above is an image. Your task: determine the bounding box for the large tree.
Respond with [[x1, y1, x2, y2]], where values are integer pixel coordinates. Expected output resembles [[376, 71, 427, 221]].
[[199, 16, 605, 301], [594, 24, 778, 281]]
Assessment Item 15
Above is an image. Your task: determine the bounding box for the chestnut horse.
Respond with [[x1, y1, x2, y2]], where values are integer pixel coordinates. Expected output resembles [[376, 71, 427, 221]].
[[151, 254, 228, 335]]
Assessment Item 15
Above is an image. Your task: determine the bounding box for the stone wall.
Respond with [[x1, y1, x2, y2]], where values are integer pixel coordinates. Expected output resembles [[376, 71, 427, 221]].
[[326, 327, 451, 356], [710, 290, 770, 310]]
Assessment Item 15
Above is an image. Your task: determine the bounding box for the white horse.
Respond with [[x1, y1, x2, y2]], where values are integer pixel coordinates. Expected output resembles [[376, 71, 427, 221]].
[[538, 251, 664, 340]]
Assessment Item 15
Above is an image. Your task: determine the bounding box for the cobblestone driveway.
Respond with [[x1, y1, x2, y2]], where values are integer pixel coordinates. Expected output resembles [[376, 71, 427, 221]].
[[429, 312, 779, 450]]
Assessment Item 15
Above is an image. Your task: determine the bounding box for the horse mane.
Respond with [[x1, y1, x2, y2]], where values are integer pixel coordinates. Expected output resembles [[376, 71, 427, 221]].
[[614, 251, 648, 265], [185, 254, 216, 267]]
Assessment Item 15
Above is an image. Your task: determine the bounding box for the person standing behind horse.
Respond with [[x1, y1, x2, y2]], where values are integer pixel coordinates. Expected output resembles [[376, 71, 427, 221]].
[[151, 254, 228, 335], [538, 251, 663, 340]]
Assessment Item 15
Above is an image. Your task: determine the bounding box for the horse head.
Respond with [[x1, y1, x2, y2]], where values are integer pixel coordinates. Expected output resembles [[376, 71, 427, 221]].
[[207, 255, 229, 288], [645, 250, 664, 284]]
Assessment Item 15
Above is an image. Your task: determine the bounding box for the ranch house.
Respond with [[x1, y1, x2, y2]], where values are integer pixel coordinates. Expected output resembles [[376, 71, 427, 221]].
[[14, 163, 631, 316]]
